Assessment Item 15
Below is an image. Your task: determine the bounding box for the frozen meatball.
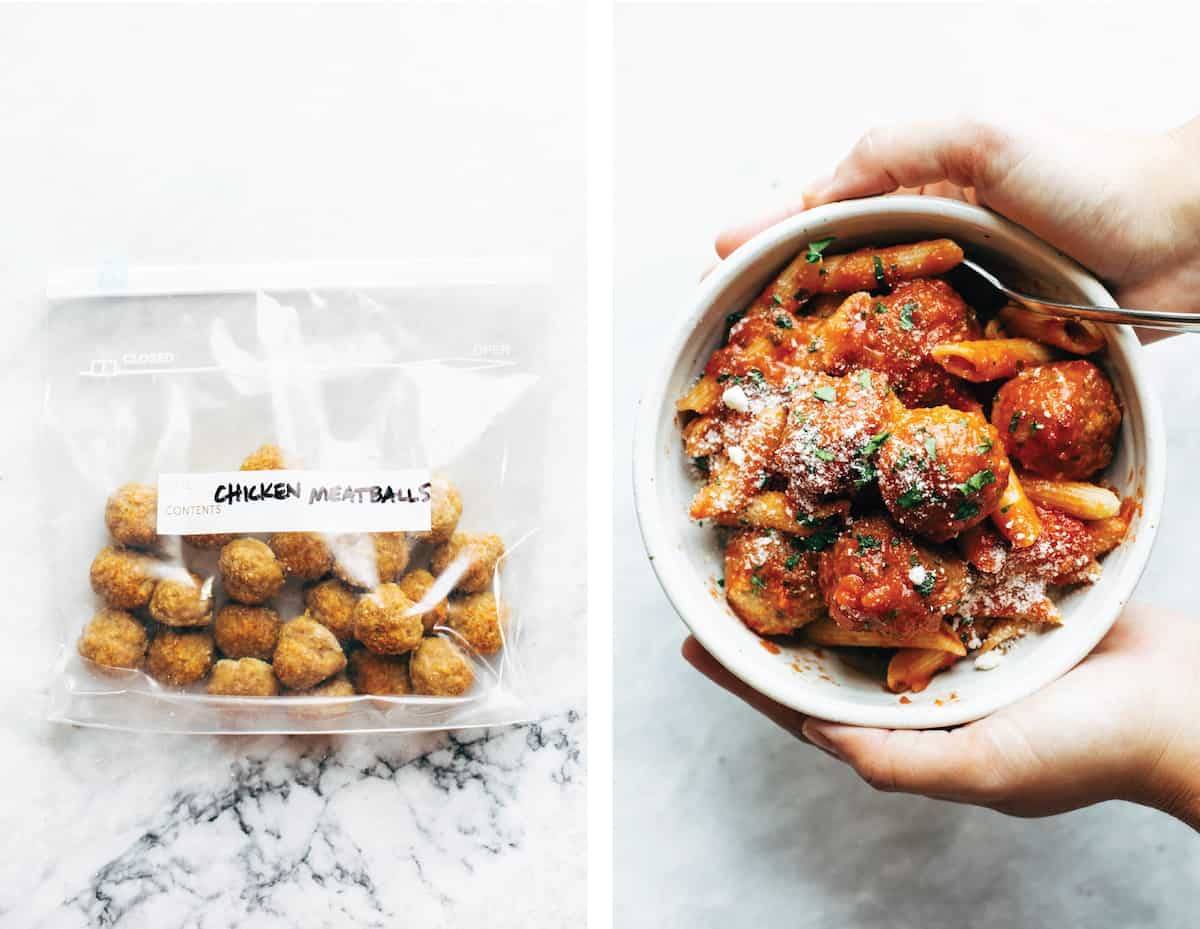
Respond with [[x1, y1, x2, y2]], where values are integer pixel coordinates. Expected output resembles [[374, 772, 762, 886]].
[[353, 584, 423, 655], [219, 538, 285, 604], [185, 533, 236, 550], [90, 546, 158, 610], [991, 360, 1121, 480], [207, 657, 279, 696], [273, 617, 346, 690], [104, 483, 159, 549], [147, 628, 215, 687], [269, 532, 333, 581], [413, 476, 463, 545], [770, 369, 899, 510], [148, 572, 214, 627], [410, 637, 475, 696], [77, 608, 148, 671], [348, 650, 412, 695], [288, 672, 356, 698], [332, 533, 411, 588], [430, 532, 505, 594], [723, 529, 826, 636], [877, 406, 1010, 542], [447, 592, 505, 654], [304, 578, 359, 642], [817, 514, 967, 638], [213, 604, 281, 660], [397, 569, 448, 633], [241, 444, 288, 470]]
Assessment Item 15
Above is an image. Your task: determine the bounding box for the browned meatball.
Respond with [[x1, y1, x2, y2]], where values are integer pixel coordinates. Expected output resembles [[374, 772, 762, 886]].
[[185, 533, 236, 550], [207, 658, 279, 696], [413, 476, 463, 545], [817, 514, 966, 637], [353, 584, 423, 654], [877, 406, 1010, 542], [770, 369, 899, 510], [410, 637, 475, 696], [273, 617, 346, 690], [398, 569, 448, 633], [240, 444, 288, 470], [104, 483, 159, 549], [288, 672, 356, 698], [991, 360, 1121, 480], [148, 572, 214, 627], [77, 609, 148, 671], [430, 532, 505, 593], [723, 529, 826, 636], [348, 650, 413, 695], [268, 532, 333, 581], [219, 538, 285, 604], [332, 533, 411, 589], [213, 604, 281, 659], [303, 578, 359, 642], [90, 546, 158, 610], [447, 592, 505, 653], [147, 628, 215, 686]]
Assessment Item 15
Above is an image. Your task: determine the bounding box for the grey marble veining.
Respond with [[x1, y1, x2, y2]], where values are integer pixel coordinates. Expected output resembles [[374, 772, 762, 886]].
[[3, 710, 584, 929]]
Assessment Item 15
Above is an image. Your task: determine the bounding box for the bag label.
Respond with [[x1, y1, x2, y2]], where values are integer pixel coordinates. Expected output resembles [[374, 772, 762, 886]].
[[157, 469, 433, 534]]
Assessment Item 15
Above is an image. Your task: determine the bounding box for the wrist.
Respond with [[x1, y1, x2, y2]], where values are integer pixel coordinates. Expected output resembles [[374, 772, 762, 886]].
[[1130, 737, 1200, 831]]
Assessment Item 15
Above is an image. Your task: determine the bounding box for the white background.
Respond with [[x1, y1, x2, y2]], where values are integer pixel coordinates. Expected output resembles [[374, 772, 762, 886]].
[[616, 4, 1200, 928], [0, 4, 586, 927]]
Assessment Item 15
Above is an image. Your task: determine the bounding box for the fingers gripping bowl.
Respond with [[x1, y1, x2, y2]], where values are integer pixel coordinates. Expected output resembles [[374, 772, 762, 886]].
[[634, 196, 1164, 730]]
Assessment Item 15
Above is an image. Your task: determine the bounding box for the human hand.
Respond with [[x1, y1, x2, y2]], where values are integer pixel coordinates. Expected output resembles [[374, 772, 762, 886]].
[[683, 604, 1200, 828], [714, 116, 1200, 333]]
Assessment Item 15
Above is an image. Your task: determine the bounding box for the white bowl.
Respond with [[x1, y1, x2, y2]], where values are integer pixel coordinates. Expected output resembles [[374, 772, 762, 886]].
[[633, 195, 1165, 729]]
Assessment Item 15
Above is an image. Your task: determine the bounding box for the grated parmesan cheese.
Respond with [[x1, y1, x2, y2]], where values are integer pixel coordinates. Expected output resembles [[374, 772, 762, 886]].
[[722, 384, 751, 412], [908, 565, 928, 587], [974, 651, 1003, 671], [726, 445, 746, 467]]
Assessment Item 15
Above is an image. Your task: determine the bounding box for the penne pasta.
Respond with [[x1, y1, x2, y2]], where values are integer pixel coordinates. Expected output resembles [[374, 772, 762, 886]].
[[983, 317, 1008, 340], [1086, 503, 1134, 556], [682, 415, 723, 458], [930, 338, 1056, 382], [997, 305, 1106, 355], [991, 470, 1042, 548], [713, 492, 848, 535], [803, 618, 967, 656], [753, 238, 964, 315], [886, 648, 959, 694], [958, 524, 1007, 574], [677, 374, 722, 414], [1021, 478, 1121, 520]]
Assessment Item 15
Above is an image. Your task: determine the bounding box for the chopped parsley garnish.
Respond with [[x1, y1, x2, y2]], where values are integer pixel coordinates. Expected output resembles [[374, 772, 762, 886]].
[[897, 487, 926, 509], [805, 237, 835, 263], [807, 338, 822, 354], [792, 518, 840, 552], [958, 469, 996, 497], [893, 448, 912, 471], [954, 500, 981, 521], [726, 309, 746, 327], [748, 368, 767, 389], [784, 553, 801, 570], [813, 385, 837, 403], [860, 431, 891, 458], [1031, 420, 1045, 432], [716, 372, 732, 383], [771, 293, 783, 307], [978, 438, 994, 454], [717, 578, 724, 588], [856, 370, 872, 390], [812, 446, 835, 462], [792, 410, 808, 425], [874, 301, 888, 315], [1009, 411, 1023, 433], [856, 533, 881, 553], [914, 571, 937, 596], [924, 436, 937, 460], [692, 455, 710, 476], [872, 255, 886, 289], [775, 315, 793, 329], [750, 573, 767, 592], [898, 301, 917, 331]]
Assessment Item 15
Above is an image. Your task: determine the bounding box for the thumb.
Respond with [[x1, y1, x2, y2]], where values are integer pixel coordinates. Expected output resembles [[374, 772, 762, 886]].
[[805, 117, 1020, 208]]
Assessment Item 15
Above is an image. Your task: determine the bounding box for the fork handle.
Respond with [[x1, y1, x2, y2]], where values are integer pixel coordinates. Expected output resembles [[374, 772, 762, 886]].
[[1015, 297, 1200, 333]]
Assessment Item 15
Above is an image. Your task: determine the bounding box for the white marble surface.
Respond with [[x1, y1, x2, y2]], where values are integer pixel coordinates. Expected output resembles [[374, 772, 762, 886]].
[[0, 5, 584, 926], [616, 6, 1200, 928]]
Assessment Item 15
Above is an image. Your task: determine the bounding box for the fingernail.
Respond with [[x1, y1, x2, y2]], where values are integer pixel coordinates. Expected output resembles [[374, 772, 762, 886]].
[[801, 720, 842, 759], [802, 172, 836, 204]]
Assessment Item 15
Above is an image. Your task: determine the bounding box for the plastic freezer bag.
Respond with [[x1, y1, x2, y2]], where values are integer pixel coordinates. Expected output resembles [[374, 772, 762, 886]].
[[40, 260, 551, 733]]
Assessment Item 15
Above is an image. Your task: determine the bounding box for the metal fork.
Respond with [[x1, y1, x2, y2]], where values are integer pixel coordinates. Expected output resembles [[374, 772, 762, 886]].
[[959, 258, 1200, 333]]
